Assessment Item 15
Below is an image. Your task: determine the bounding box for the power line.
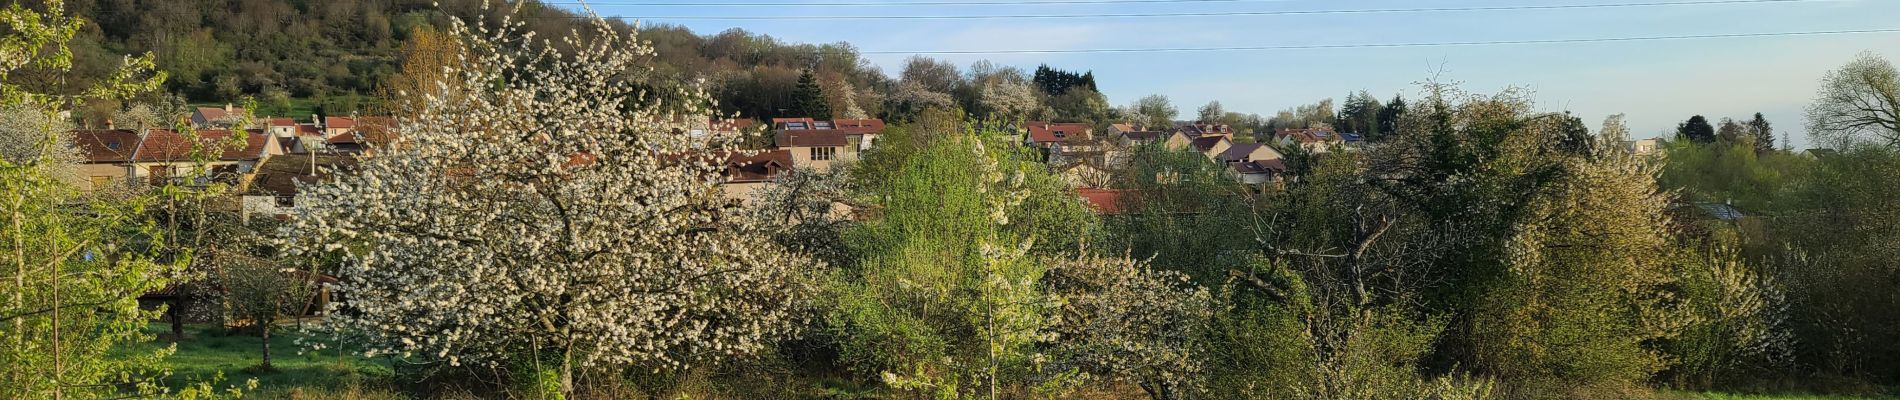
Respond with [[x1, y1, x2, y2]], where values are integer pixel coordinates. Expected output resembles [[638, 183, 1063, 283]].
[[567, 0, 1826, 20], [855, 28, 1900, 54], [545, 0, 1294, 6]]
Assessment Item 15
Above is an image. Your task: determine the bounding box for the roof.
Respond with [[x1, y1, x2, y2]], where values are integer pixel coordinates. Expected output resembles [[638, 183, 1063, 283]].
[[1120, 131, 1166, 141], [1173, 123, 1232, 137], [1217, 143, 1267, 161], [324, 116, 356, 129], [1076, 188, 1130, 215], [265, 118, 296, 127], [1275, 128, 1338, 144], [192, 106, 245, 123], [1023, 122, 1093, 144], [1231, 159, 1287, 175], [250, 153, 358, 197], [69, 129, 140, 163], [727, 149, 794, 183], [775, 129, 849, 147], [1190, 136, 1229, 152], [296, 124, 321, 136], [1341, 133, 1365, 143], [832, 118, 885, 133], [1693, 202, 1747, 222], [135, 129, 272, 162], [1110, 123, 1138, 132]]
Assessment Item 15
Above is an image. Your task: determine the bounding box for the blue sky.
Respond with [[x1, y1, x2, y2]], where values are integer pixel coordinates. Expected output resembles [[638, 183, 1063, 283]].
[[564, 0, 1900, 146]]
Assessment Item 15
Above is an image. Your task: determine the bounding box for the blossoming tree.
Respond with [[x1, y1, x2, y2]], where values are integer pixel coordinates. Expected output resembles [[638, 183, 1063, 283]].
[[280, 5, 816, 395]]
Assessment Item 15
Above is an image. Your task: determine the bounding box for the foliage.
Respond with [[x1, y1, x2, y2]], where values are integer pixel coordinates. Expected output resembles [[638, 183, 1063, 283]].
[[1377, 94, 1407, 140], [1768, 146, 1900, 383], [1662, 242, 1794, 389], [1658, 139, 1810, 212], [791, 69, 833, 119], [279, 10, 818, 397], [1806, 52, 1900, 148], [1335, 90, 1383, 135], [1681, 115, 1718, 143], [1032, 65, 1095, 96], [827, 117, 1092, 398], [1127, 94, 1178, 131], [1042, 251, 1212, 400]]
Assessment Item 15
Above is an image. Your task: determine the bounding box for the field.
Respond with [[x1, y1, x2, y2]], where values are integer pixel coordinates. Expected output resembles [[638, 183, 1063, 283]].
[[127, 322, 400, 399]]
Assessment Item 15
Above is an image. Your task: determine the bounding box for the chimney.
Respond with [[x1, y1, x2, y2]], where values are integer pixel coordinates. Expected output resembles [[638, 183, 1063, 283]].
[[224, 103, 233, 112], [105, 118, 114, 130], [313, 114, 321, 129]]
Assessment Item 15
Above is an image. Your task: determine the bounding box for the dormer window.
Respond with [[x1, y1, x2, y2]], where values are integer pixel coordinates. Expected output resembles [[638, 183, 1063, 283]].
[[1053, 130, 1067, 139], [105, 141, 120, 150], [814, 121, 834, 130]]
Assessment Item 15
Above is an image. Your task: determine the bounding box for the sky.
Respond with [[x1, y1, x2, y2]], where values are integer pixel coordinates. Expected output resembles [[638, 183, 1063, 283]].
[[560, 0, 1900, 147]]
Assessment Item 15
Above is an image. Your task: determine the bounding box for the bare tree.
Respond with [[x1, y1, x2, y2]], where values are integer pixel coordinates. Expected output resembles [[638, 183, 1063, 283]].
[[1807, 52, 1900, 148]]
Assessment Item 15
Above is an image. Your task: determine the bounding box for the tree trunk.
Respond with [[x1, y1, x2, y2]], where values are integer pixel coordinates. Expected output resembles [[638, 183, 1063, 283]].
[[169, 297, 185, 338], [260, 321, 273, 370], [560, 346, 574, 400]]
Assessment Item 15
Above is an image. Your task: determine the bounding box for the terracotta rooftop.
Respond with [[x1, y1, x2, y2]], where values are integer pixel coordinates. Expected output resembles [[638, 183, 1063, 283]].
[[1023, 122, 1093, 144], [135, 129, 272, 162], [69, 129, 140, 163], [1076, 188, 1131, 215], [774, 129, 849, 148]]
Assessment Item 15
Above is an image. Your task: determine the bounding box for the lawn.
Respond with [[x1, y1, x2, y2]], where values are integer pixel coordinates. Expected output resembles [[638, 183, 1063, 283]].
[[127, 322, 400, 398]]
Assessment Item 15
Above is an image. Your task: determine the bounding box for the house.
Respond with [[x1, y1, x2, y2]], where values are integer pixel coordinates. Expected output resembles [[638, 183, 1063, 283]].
[[1022, 121, 1096, 153], [1230, 158, 1288, 186], [1108, 122, 1141, 136], [1214, 143, 1284, 165], [1169, 135, 1232, 159], [1624, 138, 1661, 156], [130, 129, 279, 185], [190, 104, 247, 128], [68, 129, 142, 191], [1173, 123, 1233, 139], [771, 118, 886, 170], [247, 153, 358, 218], [1118, 130, 1167, 146], [721, 149, 795, 202], [1274, 128, 1340, 154]]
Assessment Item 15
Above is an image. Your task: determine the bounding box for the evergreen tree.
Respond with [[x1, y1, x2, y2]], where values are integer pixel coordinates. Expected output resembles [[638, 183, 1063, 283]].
[[1748, 112, 1775, 153], [1375, 94, 1406, 141], [1678, 115, 1717, 143], [790, 69, 831, 119]]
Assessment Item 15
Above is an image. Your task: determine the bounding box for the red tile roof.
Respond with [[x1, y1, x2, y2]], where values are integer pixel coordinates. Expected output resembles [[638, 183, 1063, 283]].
[[324, 117, 356, 129], [265, 118, 296, 127], [1023, 122, 1093, 144], [1076, 188, 1130, 215], [193, 106, 244, 123], [832, 118, 885, 133], [135, 129, 272, 162], [1275, 128, 1337, 144], [69, 129, 140, 163]]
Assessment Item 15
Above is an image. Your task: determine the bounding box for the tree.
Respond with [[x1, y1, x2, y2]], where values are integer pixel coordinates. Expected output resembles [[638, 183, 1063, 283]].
[[1375, 94, 1406, 141], [1718, 117, 1749, 143], [828, 115, 1095, 398], [1679, 115, 1717, 143], [1197, 101, 1225, 125], [375, 26, 464, 115], [1130, 94, 1178, 131], [1747, 113, 1774, 154], [790, 69, 832, 119], [977, 80, 1045, 121], [221, 248, 317, 372], [1806, 52, 1900, 148], [900, 56, 964, 95], [1049, 88, 1112, 126], [1033, 64, 1095, 96], [281, 13, 817, 397], [1335, 90, 1382, 135], [0, 1, 226, 398], [1043, 251, 1212, 399]]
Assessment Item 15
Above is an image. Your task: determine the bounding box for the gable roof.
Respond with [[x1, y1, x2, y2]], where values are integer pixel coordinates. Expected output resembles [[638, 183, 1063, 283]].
[[324, 116, 357, 129], [1275, 128, 1338, 144], [69, 129, 141, 163], [775, 129, 849, 147], [1231, 159, 1287, 175], [1120, 131, 1166, 141], [832, 118, 885, 133], [1023, 122, 1093, 144], [1190, 136, 1230, 152], [727, 149, 794, 183], [1217, 143, 1267, 161], [135, 129, 273, 162], [192, 106, 245, 123], [1174, 123, 1232, 137]]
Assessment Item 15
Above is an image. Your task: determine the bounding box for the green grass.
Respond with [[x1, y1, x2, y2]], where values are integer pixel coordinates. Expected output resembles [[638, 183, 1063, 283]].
[[1674, 391, 1897, 400], [126, 322, 398, 398]]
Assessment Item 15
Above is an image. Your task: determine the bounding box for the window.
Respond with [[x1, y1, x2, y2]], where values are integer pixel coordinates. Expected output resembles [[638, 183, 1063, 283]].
[[1053, 130, 1067, 139], [812, 147, 838, 161]]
